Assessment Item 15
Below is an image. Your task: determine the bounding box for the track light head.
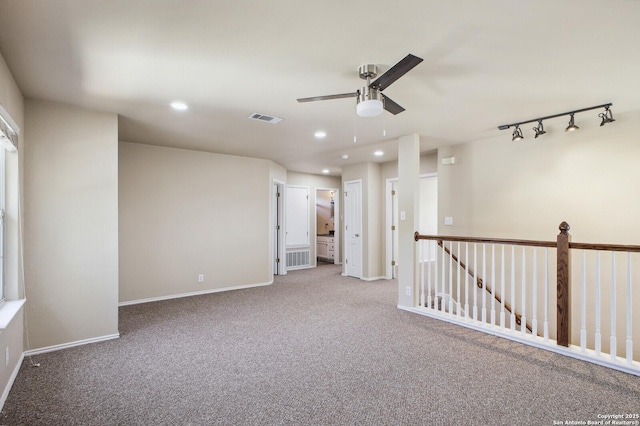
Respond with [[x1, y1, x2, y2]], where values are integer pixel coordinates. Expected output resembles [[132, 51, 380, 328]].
[[512, 125, 524, 141], [533, 121, 546, 138], [599, 106, 615, 126], [565, 114, 579, 132], [498, 103, 612, 141]]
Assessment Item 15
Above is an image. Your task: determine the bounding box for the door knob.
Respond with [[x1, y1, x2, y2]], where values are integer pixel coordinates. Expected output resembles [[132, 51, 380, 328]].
[[355, 233, 360, 237]]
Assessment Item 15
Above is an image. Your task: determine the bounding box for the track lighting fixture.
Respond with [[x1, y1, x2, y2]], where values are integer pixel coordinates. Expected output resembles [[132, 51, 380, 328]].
[[533, 120, 546, 138], [565, 113, 579, 132], [512, 125, 524, 141], [498, 103, 614, 141], [599, 105, 615, 126]]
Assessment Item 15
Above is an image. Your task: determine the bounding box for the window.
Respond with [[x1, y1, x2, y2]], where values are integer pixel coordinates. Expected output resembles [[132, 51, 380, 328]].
[[0, 108, 19, 303], [0, 147, 4, 302]]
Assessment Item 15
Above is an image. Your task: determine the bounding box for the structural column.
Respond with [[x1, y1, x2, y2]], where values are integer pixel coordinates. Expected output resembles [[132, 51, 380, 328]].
[[397, 134, 420, 307]]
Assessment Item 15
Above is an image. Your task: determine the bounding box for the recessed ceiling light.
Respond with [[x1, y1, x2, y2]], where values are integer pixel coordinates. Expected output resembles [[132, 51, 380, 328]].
[[322, 169, 330, 174], [314, 131, 327, 139], [374, 150, 384, 157], [170, 101, 188, 111], [341, 154, 349, 159]]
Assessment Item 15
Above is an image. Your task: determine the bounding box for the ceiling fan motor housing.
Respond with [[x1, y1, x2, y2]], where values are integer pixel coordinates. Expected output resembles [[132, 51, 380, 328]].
[[358, 64, 379, 80]]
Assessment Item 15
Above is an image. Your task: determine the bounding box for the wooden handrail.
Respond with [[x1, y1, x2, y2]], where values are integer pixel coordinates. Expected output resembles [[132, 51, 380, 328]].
[[436, 240, 534, 335], [569, 242, 640, 252], [415, 232, 555, 248], [414, 231, 640, 253]]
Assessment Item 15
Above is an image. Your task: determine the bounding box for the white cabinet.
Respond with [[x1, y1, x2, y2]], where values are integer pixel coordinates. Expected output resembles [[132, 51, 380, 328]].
[[317, 235, 335, 260]]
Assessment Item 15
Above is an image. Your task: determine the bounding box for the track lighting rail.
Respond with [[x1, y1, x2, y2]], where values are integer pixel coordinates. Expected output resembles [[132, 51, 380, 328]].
[[498, 103, 612, 130]]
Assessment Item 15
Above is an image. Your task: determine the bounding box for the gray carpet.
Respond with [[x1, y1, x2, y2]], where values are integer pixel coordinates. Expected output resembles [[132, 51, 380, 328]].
[[1, 264, 639, 425]]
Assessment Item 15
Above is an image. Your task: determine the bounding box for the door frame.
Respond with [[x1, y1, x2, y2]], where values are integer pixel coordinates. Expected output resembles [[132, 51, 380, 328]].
[[385, 173, 438, 279], [273, 179, 286, 275], [316, 187, 340, 265], [385, 178, 398, 280]]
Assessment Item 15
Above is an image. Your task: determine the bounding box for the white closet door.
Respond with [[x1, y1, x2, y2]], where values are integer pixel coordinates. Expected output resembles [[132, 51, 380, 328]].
[[285, 186, 309, 247]]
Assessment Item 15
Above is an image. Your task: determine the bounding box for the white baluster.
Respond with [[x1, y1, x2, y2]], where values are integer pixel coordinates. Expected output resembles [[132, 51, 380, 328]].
[[491, 244, 496, 327], [626, 252, 633, 364], [425, 240, 435, 309], [473, 243, 478, 321], [595, 251, 601, 355], [532, 248, 538, 338], [500, 245, 506, 329], [434, 240, 439, 311], [482, 244, 487, 324], [449, 241, 453, 315], [420, 240, 425, 307], [465, 243, 469, 320], [456, 242, 461, 318], [580, 250, 586, 352], [520, 247, 527, 334], [544, 247, 549, 342], [611, 252, 617, 360], [441, 241, 446, 313], [510, 246, 516, 332]]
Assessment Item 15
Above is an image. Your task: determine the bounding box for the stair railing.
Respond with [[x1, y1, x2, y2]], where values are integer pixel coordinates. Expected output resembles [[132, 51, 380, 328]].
[[413, 222, 640, 377], [436, 239, 534, 334]]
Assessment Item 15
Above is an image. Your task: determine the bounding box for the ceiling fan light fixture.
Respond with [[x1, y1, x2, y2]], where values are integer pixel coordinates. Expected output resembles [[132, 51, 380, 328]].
[[357, 99, 383, 117], [356, 87, 384, 117]]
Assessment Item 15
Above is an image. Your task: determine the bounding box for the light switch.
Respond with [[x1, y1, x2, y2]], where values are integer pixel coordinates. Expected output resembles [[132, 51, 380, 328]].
[[444, 217, 453, 226], [400, 211, 406, 221]]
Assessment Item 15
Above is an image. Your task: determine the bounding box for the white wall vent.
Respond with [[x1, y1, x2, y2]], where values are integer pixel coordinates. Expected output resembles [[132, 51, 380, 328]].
[[248, 113, 283, 124], [286, 250, 310, 270]]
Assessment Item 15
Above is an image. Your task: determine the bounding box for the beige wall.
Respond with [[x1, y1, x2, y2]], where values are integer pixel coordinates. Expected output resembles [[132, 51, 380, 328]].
[[24, 99, 119, 350], [119, 142, 274, 303], [437, 110, 640, 242], [0, 50, 25, 408]]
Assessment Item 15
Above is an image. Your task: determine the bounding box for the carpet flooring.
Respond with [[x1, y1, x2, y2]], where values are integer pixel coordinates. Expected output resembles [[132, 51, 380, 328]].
[[1, 264, 639, 425]]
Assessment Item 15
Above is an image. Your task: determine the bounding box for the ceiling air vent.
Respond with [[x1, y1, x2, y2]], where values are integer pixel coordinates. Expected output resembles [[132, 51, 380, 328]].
[[248, 113, 283, 124]]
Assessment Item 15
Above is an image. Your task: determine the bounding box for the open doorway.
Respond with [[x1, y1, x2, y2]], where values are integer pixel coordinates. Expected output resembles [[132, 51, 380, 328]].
[[316, 188, 339, 266], [385, 174, 437, 279]]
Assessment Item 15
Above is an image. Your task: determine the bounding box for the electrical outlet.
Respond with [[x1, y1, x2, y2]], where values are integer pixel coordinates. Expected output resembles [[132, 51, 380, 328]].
[[405, 286, 411, 296], [5, 347, 9, 367], [198, 274, 204, 283]]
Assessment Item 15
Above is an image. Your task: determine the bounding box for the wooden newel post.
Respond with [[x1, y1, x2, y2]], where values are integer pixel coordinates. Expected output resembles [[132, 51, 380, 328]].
[[557, 221, 571, 347]]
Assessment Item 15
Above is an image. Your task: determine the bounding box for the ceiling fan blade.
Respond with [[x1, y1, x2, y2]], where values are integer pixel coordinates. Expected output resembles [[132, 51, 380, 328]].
[[297, 92, 358, 103], [370, 54, 424, 91], [382, 95, 405, 115]]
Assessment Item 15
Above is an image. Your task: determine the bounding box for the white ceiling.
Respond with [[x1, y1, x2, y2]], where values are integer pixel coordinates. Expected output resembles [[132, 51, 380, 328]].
[[1, 0, 639, 175]]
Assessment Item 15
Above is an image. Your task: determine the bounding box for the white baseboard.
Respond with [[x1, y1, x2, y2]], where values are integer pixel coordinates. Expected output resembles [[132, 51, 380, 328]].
[[23, 333, 120, 357], [361, 276, 387, 282], [0, 352, 24, 412], [339, 274, 387, 281], [119, 279, 273, 307]]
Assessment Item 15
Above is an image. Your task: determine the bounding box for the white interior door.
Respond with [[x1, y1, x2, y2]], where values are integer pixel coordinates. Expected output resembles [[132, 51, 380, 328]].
[[344, 180, 362, 278]]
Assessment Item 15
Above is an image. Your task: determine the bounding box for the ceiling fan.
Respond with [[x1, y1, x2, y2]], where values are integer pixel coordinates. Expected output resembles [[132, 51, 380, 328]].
[[297, 54, 423, 117]]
